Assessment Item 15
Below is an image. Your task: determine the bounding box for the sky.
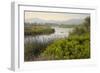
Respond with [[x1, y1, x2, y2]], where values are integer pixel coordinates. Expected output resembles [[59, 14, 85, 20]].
[[24, 11, 90, 22]]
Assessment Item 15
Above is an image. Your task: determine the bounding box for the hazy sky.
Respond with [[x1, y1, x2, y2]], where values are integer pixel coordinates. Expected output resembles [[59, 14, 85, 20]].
[[25, 11, 90, 22]]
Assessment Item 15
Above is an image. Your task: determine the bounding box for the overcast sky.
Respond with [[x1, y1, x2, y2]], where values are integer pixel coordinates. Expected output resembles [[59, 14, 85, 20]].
[[24, 11, 90, 22]]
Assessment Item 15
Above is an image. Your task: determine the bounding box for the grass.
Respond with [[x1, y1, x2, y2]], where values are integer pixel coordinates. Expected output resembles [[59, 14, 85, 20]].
[[24, 39, 54, 61], [24, 25, 55, 36]]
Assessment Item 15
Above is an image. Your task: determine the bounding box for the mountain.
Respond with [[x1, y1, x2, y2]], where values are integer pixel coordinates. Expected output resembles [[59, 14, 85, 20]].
[[61, 19, 84, 25], [25, 18, 84, 25], [25, 18, 47, 24]]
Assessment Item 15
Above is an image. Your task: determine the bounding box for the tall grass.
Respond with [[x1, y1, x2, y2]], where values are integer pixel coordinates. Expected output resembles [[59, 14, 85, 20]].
[[24, 38, 54, 61]]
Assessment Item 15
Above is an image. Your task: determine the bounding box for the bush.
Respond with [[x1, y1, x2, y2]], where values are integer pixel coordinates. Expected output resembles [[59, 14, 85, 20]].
[[41, 33, 90, 60]]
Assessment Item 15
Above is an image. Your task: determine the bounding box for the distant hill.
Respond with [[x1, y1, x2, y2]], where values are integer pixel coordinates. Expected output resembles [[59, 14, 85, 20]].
[[61, 19, 84, 25], [25, 18, 84, 25]]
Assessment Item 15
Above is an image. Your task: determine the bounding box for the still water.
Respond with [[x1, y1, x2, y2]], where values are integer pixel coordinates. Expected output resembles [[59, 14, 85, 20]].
[[24, 27, 73, 44]]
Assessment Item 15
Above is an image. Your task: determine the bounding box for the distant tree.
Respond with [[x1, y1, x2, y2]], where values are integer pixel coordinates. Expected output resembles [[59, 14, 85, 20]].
[[83, 16, 90, 32]]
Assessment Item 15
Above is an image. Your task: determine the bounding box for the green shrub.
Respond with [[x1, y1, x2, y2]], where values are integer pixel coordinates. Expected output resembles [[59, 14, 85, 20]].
[[41, 33, 90, 60]]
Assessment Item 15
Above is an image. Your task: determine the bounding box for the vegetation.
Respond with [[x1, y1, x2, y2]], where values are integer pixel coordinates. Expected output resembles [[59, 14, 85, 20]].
[[58, 24, 79, 28], [24, 39, 54, 61], [24, 25, 55, 36], [40, 17, 90, 60], [24, 17, 90, 61], [40, 33, 90, 60]]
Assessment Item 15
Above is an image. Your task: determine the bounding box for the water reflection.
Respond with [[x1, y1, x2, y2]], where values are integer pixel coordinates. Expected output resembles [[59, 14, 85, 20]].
[[24, 27, 73, 44]]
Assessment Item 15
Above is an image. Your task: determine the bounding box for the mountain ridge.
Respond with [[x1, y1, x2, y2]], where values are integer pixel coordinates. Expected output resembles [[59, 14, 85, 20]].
[[25, 18, 84, 25]]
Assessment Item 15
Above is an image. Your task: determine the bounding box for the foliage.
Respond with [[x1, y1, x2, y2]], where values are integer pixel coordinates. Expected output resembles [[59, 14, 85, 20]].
[[41, 34, 90, 60], [40, 17, 90, 60], [70, 17, 90, 35]]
